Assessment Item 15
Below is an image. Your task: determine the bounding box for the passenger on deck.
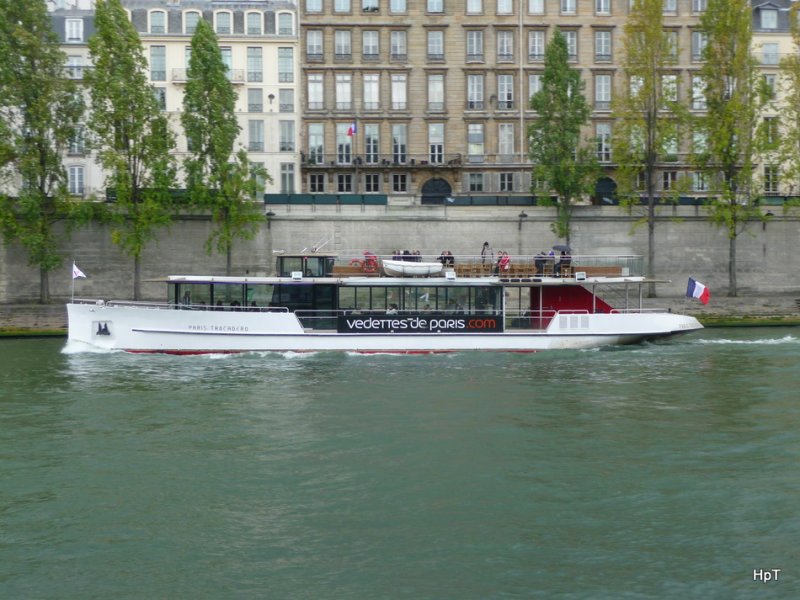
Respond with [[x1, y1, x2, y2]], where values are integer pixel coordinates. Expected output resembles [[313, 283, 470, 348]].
[[438, 250, 455, 266], [481, 242, 493, 265], [535, 251, 547, 275], [557, 251, 571, 276], [496, 251, 511, 274], [387, 303, 399, 315]]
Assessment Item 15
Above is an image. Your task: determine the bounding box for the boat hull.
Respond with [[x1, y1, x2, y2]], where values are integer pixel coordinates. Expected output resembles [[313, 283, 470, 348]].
[[67, 303, 703, 354]]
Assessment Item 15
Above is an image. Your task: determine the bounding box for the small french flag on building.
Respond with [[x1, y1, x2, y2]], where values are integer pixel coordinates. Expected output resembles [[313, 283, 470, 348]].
[[347, 121, 357, 136], [686, 277, 710, 305]]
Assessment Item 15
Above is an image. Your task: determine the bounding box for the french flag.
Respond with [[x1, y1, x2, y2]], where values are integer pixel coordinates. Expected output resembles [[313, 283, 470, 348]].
[[347, 121, 357, 137], [687, 277, 710, 305]]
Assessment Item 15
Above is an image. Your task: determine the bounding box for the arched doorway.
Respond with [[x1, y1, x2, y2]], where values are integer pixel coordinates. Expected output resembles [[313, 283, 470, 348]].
[[421, 177, 452, 205], [594, 177, 618, 205]]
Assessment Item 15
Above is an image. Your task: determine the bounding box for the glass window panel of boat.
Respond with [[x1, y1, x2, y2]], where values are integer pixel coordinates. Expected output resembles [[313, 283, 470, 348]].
[[212, 283, 244, 309], [339, 287, 357, 312], [181, 284, 212, 308], [246, 284, 274, 309], [473, 286, 500, 313], [414, 287, 437, 312], [371, 286, 389, 311]]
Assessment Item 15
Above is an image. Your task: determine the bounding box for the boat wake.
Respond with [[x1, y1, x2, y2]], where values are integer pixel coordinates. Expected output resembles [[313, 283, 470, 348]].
[[692, 335, 798, 346], [61, 339, 122, 354]]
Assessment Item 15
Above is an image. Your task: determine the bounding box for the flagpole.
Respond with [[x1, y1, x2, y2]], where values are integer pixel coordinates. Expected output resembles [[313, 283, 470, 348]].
[[71, 259, 75, 303]]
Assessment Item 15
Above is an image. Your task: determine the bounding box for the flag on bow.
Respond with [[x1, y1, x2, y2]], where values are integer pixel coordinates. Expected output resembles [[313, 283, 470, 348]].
[[686, 277, 710, 305], [72, 263, 86, 279]]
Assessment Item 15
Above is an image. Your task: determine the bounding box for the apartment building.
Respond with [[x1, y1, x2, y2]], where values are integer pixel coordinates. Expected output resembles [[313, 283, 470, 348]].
[[49, 0, 300, 198], [298, 0, 795, 205]]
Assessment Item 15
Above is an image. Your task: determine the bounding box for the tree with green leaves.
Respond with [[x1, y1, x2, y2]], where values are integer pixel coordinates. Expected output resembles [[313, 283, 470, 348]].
[[528, 30, 598, 249], [777, 2, 800, 205], [85, 0, 176, 300], [694, 0, 763, 297], [612, 0, 688, 296], [0, 0, 86, 303], [181, 19, 269, 276]]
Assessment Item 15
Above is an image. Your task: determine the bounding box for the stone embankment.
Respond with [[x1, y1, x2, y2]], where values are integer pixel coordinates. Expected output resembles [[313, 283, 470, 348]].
[[1, 294, 799, 336]]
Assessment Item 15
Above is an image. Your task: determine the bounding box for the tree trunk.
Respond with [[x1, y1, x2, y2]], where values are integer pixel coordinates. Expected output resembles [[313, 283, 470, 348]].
[[133, 255, 141, 301], [39, 267, 50, 304], [226, 243, 233, 277], [728, 235, 737, 297]]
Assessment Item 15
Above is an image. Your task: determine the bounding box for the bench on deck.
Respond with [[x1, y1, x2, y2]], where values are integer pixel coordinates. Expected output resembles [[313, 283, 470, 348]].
[[572, 265, 623, 277], [331, 265, 380, 277]]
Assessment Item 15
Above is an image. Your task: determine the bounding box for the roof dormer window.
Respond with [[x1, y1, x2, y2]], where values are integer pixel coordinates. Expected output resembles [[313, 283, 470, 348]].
[[184, 11, 201, 35], [247, 12, 263, 35], [150, 10, 166, 34]]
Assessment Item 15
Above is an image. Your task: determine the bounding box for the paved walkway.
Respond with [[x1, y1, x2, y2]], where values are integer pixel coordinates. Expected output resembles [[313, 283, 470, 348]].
[[1, 294, 799, 333]]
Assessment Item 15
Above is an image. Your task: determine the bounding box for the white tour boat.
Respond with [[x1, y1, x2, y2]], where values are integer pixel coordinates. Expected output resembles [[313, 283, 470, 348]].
[[66, 252, 703, 354]]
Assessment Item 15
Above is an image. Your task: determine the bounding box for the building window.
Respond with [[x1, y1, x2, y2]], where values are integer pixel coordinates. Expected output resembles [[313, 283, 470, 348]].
[[663, 0, 677, 13], [363, 73, 380, 110], [595, 74, 611, 110], [68, 166, 84, 196], [335, 0, 352, 12], [248, 88, 263, 112], [765, 166, 779, 193], [761, 9, 778, 30], [308, 74, 324, 110], [391, 0, 407, 13], [280, 164, 295, 194], [336, 74, 352, 110], [153, 87, 166, 111], [497, 74, 514, 109], [390, 31, 407, 60], [278, 13, 294, 35], [280, 121, 295, 152], [467, 30, 484, 61], [220, 47, 232, 78], [392, 124, 407, 163], [498, 0, 512, 14], [308, 123, 324, 164], [336, 123, 352, 164], [692, 130, 707, 154], [661, 74, 678, 106], [150, 46, 166, 81], [68, 127, 85, 155], [596, 123, 611, 162], [428, 0, 444, 13], [662, 171, 677, 190], [692, 0, 707, 12], [278, 48, 294, 82], [364, 124, 379, 164], [467, 123, 485, 162], [391, 74, 407, 110], [215, 12, 232, 35], [428, 74, 444, 111], [561, 0, 576, 15], [280, 89, 294, 113], [662, 134, 678, 162], [247, 47, 263, 82], [392, 174, 408, 192], [691, 31, 707, 62], [307, 30, 323, 60], [691, 76, 706, 110], [529, 0, 544, 14], [467, 74, 484, 110], [529, 30, 545, 60], [497, 31, 514, 62], [365, 173, 380, 192], [307, 0, 323, 13], [310, 173, 325, 192], [529, 73, 542, 102], [762, 74, 776, 99], [184, 11, 200, 35], [337, 174, 353, 192], [562, 30, 577, 61], [500, 173, 514, 192], [248, 120, 264, 152], [665, 30, 678, 62], [363, 30, 379, 59], [335, 30, 352, 60], [66, 18, 83, 42], [363, 0, 380, 12], [764, 117, 778, 147], [595, 30, 611, 62], [467, 0, 483, 14], [762, 43, 779, 66], [428, 30, 444, 61], [498, 123, 514, 159], [150, 11, 166, 34], [692, 172, 707, 192], [595, 0, 610, 15], [429, 123, 444, 164], [469, 173, 484, 192]]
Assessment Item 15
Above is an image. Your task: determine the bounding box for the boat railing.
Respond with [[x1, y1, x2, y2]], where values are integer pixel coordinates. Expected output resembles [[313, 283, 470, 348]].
[[332, 253, 644, 278], [505, 308, 557, 331]]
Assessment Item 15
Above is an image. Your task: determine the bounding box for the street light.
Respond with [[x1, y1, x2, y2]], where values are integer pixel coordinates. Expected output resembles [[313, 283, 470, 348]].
[[266, 210, 275, 229]]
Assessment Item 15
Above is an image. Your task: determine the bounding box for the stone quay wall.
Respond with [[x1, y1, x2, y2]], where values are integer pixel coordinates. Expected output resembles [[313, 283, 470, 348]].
[[1, 205, 799, 305]]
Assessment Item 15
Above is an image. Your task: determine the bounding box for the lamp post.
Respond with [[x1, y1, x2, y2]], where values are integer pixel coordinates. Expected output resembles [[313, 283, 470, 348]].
[[266, 210, 275, 230], [517, 211, 528, 256]]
